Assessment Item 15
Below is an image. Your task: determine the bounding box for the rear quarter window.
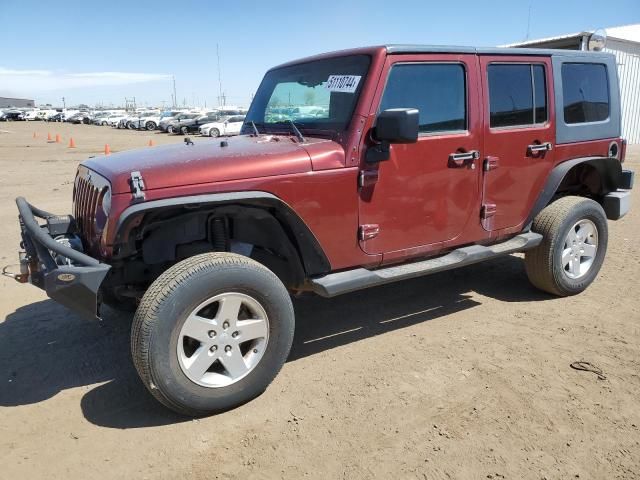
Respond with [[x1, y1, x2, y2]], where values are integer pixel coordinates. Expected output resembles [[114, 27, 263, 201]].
[[561, 63, 609, 124]]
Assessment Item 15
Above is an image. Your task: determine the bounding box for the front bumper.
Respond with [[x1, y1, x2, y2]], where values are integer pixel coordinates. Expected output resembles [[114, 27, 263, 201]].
[[2, 197, 111, 320]]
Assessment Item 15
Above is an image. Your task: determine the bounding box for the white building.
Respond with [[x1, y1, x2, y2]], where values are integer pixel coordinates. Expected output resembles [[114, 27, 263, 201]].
[[506, 24, 640, 144]]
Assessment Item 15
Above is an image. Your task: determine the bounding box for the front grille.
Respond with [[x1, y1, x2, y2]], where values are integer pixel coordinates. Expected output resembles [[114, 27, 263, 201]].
[[72, 166, 111, 248], [73, 174, 101, 241]]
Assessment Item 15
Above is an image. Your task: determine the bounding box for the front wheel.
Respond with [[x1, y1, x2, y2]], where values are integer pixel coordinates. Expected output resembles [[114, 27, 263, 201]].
[[525, 196, 608, 296], [209, 128, 220, 137], [180, 126, 189, 135], [131, 253, 295, 416], [167, 125, 175, 134]]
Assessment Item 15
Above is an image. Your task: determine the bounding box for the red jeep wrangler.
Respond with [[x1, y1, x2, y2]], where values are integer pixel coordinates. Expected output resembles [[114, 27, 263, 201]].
[[6, 45, 634, 415]]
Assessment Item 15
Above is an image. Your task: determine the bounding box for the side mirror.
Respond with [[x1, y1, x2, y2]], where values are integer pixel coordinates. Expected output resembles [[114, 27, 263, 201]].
[[374, 108, 419, 143], [367, 108, 419, 163]]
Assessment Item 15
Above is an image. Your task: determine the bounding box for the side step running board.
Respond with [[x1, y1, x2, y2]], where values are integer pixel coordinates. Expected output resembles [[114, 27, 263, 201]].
[[310, 232, 542, 297]]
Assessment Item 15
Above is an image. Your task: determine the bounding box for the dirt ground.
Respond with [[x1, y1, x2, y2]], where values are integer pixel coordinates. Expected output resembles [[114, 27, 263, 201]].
[[0, 121, 638, 480]]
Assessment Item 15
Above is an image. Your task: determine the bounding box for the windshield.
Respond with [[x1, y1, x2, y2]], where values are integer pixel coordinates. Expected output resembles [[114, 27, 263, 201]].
[[244, 54, 370, 135]]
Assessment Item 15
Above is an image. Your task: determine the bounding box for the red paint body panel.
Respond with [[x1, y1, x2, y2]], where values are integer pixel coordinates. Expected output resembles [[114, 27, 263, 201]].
[[554, 138, 615, 161], [302, 140, 346, 170], [84, 135, 315, 194], [479, 56, 556, 232], [104, 166, 380, 270], [357, 54, 485, 257]]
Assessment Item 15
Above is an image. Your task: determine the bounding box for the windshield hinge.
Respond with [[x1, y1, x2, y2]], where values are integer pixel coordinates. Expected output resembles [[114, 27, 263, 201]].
[[129, 171, 146, 203]]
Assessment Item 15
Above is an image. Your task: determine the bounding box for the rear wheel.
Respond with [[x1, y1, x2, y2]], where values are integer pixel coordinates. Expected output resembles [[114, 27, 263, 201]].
[[525, 196, 608, 296], [131, 253, 295, 416], [146, 121, 157, 130]]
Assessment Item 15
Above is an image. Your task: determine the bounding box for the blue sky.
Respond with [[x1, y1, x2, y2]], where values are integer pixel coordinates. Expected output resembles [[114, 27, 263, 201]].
[[1, 0, 638, 108]]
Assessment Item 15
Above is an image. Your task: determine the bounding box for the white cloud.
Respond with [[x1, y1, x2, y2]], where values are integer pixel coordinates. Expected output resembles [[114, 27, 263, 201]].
[[0, 67, 171, 96]]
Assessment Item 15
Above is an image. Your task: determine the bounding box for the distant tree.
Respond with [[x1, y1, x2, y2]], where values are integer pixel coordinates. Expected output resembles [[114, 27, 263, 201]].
[[304, 90, 316, 105]]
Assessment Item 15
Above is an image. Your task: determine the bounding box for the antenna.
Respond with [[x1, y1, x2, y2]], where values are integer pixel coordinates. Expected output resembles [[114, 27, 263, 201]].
[[525, 3, 532, 41], [217, 43, 224, 106]]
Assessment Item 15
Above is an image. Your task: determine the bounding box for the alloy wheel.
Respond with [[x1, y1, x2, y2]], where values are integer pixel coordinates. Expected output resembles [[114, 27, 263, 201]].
[[177, 292, 269, 388], [562, 219, 598, 279]]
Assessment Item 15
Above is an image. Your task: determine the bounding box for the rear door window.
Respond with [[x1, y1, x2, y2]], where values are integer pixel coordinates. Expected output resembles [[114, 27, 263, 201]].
[[488, 64, 547, 128], [561, 63, 609, 124]]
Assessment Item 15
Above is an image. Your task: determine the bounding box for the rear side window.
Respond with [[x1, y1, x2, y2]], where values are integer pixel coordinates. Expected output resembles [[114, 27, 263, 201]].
[[488, 64, 547, 128], [561, 63, 609, 124], [380, 63, 467, 133]]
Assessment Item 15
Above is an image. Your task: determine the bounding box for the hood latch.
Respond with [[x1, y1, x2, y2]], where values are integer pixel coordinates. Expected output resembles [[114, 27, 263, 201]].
[[129, 171, 145, 203]]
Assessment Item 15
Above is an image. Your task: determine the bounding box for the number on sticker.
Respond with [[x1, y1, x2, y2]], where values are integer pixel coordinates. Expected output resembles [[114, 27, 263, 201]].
[[325, 75, 361, 93]]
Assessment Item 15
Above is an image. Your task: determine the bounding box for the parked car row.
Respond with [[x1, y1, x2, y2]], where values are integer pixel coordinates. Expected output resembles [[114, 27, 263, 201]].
[[0, 109, 26, 121], [86, 107, 247, 138], [1, 106, 249, 138]]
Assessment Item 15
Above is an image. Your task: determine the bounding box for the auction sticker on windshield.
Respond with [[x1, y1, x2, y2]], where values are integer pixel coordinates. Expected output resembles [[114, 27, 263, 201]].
[[325, 75, 361, 93]]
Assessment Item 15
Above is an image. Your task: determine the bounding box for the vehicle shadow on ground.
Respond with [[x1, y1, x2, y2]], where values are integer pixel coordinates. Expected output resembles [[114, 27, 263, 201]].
[[0, 255, 551, 429]]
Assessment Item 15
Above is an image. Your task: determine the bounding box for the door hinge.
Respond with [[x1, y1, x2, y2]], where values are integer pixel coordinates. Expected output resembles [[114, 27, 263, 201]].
[[129, 171, 146, 202], [359, 224, 380, 241], [483, 156, 499, 171], [358, 169, 379, 188], [481, 204, 497, 219]]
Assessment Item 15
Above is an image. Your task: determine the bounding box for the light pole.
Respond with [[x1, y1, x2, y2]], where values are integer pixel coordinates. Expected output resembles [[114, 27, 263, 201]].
[[62, 97, 66, 110]]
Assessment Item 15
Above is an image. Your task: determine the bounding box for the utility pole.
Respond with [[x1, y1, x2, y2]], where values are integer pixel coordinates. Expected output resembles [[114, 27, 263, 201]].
[[217, 43, 224, 107], [172, 76, 177, 108], [62, 96, 66, 110]]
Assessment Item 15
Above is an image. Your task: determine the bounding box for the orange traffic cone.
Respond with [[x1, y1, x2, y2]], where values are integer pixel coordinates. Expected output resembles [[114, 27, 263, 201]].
[[47, 132, 52, 142], [148, 139, 154, 147], [68, 138, 76, 148], [104, 144, 111, 155], [55, 134, 61, 143]]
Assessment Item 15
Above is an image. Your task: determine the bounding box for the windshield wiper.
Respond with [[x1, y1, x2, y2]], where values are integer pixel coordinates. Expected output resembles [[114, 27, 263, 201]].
[[249, 120, 260, 137], [286, 120, 305, 143]]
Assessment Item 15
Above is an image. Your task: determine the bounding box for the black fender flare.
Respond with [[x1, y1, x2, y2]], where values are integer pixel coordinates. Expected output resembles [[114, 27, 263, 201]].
[[112, 191, 331, 276], [525, 156, 622, 228]]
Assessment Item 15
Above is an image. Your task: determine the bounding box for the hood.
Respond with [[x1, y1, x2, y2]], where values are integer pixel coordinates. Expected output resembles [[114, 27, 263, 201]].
[[83, 135, 321, 194]]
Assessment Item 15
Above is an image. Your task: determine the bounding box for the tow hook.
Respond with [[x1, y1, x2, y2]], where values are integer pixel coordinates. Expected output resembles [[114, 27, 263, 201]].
[[2, 252, 30, 283]]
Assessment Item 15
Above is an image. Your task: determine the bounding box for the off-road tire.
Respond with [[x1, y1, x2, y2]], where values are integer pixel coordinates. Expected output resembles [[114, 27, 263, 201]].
[[525, 196, 608, 296], [131, 252, 295, 416]]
